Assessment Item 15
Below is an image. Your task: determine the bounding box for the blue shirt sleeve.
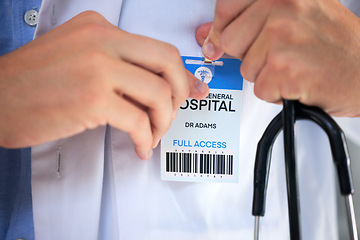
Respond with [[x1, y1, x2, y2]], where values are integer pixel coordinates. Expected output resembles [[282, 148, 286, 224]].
[[0, 0, 41, 55], [0, 0, 42, 239], [0, 148, 34, 240]]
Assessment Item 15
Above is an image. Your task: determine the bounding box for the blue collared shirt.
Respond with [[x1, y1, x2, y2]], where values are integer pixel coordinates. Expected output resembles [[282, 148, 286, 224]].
[[0, 0, 42, 239]]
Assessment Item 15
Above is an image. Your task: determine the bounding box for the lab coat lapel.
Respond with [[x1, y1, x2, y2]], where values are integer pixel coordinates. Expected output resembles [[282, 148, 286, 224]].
[[35, 0, 123, 37], [32, 127, 107, 240], [31, 0, 123, 239]]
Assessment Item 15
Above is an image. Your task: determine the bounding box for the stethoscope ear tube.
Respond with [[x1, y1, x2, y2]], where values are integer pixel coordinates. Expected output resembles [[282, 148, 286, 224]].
[[282, 100, 301, 240], [252, 111, 282, 240], [296, 102, 358, 240], [296, 103, 354, 195], [252, 100, 358, 240], [252, 111, 282, 217]]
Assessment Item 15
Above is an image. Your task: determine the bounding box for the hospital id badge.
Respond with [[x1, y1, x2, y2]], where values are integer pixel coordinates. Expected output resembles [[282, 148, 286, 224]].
[[161, 56, 243, 183]]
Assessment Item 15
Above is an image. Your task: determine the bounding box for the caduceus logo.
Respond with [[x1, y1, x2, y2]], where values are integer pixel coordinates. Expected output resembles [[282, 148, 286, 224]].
[[195, 67, 213, 84]]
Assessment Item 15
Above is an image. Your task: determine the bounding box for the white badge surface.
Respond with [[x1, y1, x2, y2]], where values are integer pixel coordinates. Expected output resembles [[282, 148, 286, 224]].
[[161, 56, 243, 183]]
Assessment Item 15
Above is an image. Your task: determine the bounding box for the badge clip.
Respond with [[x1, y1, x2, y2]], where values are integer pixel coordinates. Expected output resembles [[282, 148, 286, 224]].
[[184, 57, 223, 83]]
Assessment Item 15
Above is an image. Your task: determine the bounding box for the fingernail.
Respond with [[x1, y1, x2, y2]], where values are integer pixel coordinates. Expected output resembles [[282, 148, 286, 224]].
[[202, 38, 215, 59], [146, 149, 153, 160], [139, 148, 153, 160], [195, 79, 208, 93], [152, 138, 160, 149]]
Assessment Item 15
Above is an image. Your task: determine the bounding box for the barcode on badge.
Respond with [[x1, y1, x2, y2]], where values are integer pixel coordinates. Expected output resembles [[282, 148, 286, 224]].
[[163, 150, 235, 182]]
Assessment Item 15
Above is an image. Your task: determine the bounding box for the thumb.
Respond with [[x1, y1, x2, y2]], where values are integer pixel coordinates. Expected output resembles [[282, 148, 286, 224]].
[[196, 22, 224, 61], [202, 26, 224, 61], [186, 70, 209, 100], [195, 22, 213, 46], [201, 0, 254, 60]]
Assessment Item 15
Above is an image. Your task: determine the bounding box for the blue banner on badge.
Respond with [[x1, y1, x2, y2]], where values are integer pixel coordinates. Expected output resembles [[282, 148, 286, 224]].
[[161, 56, 243, 183], [182, 56, 243, 90]]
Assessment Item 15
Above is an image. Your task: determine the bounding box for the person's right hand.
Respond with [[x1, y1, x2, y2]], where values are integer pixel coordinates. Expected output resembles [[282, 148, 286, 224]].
[[0, 11, 209, 160], [199, 0, 360, 117]]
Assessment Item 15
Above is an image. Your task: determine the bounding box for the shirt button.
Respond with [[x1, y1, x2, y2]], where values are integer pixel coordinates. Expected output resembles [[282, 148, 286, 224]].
[[24, 9, 39, 26]]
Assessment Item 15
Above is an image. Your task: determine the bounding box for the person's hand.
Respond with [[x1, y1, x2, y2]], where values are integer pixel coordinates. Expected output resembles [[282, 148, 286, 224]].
[[198, 0, 360, 117], [0, 11, 209, 159]]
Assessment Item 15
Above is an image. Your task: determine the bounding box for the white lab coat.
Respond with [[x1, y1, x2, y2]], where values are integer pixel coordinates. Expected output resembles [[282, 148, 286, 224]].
[[31, 0, 360, 239]]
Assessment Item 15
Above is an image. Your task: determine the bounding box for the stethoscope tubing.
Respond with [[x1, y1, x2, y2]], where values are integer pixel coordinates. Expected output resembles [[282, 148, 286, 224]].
[[252, 100, 358, 240], [283, 100, 301, 240]]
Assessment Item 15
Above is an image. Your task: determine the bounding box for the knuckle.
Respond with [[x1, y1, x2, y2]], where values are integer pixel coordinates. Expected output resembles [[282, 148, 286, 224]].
[[279, 70, 306, 100], [75, 18, 110, 41], [265, 0, 317, 42], [280, 81, 302, 100], [285, 0, 316, 17], [270, 0, 310, 13], [77, 51, 110, 80], [74, 52, 114, 110], [268, 50, 300, 77], [76, 62, 109, 105], [253, 83, 270, 102], [159, 44, 183, 71], [77, 11, 107, 24], [84, 50, 108, 67], [268, 53, 291, 73], [132, 111, 150, 131], [266, 52, 306, 100], [267, 17, 310, 47], [148, 80, 172, 108], [84, 89, 108, 109], [240, 64, 252, 82], [163, 43, 181, 60], [266, 17, 294, 42], [254, 82, 279, 103], [79, 22, 107, 38], [157, 81, 172, 101], [240, 59, 253, 82]]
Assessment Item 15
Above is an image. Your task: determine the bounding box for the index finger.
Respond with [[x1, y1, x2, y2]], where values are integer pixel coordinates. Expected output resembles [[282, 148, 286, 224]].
[[114, 31, 190, 116], [203, 0, 254, 60]]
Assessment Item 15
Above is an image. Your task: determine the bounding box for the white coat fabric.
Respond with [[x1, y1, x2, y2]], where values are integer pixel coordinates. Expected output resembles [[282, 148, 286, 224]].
[[31, 0, 360, 239]]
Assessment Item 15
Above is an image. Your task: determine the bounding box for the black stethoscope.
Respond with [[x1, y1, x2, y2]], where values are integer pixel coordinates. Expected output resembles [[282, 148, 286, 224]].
[[252, 100, 359, 240]]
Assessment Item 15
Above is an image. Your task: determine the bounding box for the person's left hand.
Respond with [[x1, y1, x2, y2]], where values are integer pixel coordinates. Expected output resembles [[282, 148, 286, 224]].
[[197, 0, 360, 117]]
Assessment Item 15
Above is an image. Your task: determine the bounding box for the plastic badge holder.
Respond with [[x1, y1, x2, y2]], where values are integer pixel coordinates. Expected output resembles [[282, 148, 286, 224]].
[[161, 56, 244, 183]]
